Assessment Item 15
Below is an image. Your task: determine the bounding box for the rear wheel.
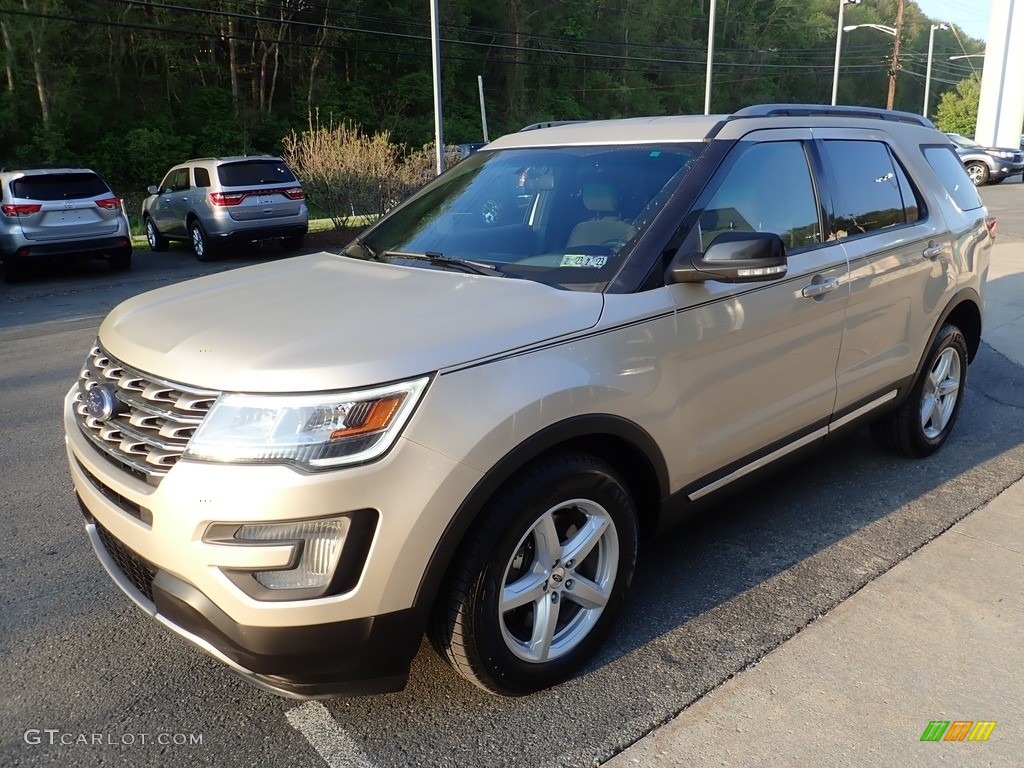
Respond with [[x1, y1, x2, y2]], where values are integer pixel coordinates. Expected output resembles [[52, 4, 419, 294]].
[[108, 248, 132, 271], [189, 220, 216, 262], [429, 453, 638, 695], [280, 233, 305, 252], [965, 161, 989, 186], [144, 217, 169, 252], [2, 258, 24, 284], [871, 324, 968, 458]]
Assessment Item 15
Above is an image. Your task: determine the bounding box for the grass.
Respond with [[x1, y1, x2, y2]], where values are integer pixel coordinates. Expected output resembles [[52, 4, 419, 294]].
[[129, 216, 374, 249]]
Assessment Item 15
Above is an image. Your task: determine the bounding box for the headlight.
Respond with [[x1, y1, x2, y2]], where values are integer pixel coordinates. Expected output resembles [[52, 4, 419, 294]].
[[183, 377, 429, 469], [994, 151, 1014, 159]]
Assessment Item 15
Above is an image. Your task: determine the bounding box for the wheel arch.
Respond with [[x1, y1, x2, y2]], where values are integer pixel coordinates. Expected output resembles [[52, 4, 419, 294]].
[[412, 414, 669, 612], [940, 289, 982, 362]]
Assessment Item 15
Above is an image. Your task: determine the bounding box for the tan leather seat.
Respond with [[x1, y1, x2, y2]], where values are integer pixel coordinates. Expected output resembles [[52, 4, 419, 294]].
[[566, 183, 636, 249]]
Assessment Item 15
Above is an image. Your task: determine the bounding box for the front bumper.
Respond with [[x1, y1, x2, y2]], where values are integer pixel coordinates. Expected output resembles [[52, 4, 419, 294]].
[[64, 386, 482, 696], [82, 505, 422, 697], [990, 162, 1024, 180]]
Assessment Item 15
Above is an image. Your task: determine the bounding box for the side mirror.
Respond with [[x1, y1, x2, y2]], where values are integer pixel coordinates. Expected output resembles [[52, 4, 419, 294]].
[[147, 185, 159, 196], [666, 231, 787, 284]]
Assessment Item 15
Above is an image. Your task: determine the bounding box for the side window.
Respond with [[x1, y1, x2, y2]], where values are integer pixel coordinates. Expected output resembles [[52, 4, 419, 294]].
[[923, 145, 983, 211], [822, 140, 915, 238], [193, 167, 211, 188], [159, 172, 175, 193], [699, 141, 821, 253], [171, 168, 191, 192]]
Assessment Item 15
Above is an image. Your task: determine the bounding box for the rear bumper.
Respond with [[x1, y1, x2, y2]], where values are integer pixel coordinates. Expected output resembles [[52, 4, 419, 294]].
[[0, 234, 132, 260], [211, 223, 308, 244]]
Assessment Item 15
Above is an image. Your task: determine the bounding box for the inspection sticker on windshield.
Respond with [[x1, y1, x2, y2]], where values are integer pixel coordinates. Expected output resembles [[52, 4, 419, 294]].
[[560, 254, 608, 268]]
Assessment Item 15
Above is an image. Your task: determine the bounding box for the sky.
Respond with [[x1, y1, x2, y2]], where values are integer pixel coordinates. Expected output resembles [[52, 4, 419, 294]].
[[912, 0, 991, 42]]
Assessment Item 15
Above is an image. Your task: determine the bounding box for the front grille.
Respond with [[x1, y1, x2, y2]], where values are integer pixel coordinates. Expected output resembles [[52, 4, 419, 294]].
[[95, 522, 157, 603], [77, 459, 152, 525], [73, 344, 218, 482]]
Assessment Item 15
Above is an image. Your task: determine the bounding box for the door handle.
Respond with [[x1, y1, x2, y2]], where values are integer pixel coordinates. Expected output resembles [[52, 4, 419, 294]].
[[923, 243, 946, 260], [801, 277, 840, 299]]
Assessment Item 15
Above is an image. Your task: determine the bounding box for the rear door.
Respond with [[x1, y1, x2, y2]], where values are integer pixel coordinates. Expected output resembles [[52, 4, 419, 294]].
[[11, 172, 120, 242], [814, 131, 954, 415], [214, 159, 304, 222]]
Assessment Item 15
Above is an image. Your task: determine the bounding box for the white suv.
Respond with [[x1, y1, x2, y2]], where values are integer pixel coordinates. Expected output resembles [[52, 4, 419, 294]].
[[66, 105, 991, 699]]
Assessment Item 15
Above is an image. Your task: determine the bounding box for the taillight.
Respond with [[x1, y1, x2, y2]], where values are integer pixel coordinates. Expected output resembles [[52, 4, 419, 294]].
[[96, 197, 121, 210], [282, 187, 305, 200], [210, 192, 245, 206], [1, 203, 42, 216]]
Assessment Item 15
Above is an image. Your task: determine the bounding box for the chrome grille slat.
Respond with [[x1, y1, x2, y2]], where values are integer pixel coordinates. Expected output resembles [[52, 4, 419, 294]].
[[73, 344, 220, 482]]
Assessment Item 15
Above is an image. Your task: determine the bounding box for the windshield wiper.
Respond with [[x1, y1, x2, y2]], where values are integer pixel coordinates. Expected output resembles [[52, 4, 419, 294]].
[[378, 250, 504, 277]]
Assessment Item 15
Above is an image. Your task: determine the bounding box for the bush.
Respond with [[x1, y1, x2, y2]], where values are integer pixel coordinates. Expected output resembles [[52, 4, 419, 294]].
[[282, 113, 460, 227]]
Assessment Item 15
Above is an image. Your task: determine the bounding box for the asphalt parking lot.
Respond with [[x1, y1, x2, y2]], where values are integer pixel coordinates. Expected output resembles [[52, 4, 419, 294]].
[[1, 181, 1023, 767]]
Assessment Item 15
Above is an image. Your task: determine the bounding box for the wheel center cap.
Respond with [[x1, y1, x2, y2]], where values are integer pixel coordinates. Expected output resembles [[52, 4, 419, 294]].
[[550, 566, 566, 586]]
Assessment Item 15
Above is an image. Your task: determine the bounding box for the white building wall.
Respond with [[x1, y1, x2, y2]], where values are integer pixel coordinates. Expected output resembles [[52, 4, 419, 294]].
[[976, 0, 1024, 147]]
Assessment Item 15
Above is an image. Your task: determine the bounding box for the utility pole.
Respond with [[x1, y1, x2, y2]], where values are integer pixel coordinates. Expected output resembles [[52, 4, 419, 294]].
[[886, 0, 905, 110]]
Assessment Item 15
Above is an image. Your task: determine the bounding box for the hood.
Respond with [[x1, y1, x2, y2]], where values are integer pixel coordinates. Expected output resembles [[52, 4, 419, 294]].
[[98, 253, 604, 392]]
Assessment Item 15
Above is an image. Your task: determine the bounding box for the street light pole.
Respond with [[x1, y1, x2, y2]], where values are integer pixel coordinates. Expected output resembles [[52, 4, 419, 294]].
[[704, 0, 717, 114], [923, 23, 949, 118], [429, 0, 444, 176], [832, 0, 862, 106]]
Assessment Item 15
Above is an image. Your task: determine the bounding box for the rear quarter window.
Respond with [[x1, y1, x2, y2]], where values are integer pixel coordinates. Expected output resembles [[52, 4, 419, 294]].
[[922, 145, 983, 211], [217, 161, 297, 187], [11, 172, 109, 200]]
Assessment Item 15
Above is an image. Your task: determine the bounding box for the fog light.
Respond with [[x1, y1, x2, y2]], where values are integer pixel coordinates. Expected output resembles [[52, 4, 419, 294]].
[[236, 518, 350, 590]]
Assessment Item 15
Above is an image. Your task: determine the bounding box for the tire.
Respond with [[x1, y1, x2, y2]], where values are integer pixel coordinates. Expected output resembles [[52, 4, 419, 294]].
[[429, 453, 638, 695], [280, 233, 305, 252], [189, 220, 216, 262], [965, 161, 990, 186], [2, 258, 24, 284], [108, 248, 132, 271], [871, 324, 968, 458], [144, 217, 169, 252]]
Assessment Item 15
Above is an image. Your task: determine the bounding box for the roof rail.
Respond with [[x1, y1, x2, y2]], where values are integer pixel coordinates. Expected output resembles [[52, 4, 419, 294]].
[[519, 120, 589, 132], [728, 104, 934, 128]]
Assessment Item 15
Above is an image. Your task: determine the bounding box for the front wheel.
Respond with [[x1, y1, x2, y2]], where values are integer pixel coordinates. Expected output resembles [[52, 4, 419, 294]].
[[965, 161, 990, 186], [430, 453, 638, 695], [145, 217, 169, 252], [871, 324, 968, 458]]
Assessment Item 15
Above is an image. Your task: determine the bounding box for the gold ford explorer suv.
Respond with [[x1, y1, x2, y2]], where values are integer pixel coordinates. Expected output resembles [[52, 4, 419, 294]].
[[65, 105, 991, 698]]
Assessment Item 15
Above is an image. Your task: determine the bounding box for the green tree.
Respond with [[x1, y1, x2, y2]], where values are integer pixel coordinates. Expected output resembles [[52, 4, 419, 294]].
[[934, 74, 980, 135]]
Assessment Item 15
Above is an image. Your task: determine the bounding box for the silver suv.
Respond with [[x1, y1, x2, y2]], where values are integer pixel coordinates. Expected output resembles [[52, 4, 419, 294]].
[[1, 168, 131, 283], [141, 156, 308, 261], [65, 105, 991, 699]]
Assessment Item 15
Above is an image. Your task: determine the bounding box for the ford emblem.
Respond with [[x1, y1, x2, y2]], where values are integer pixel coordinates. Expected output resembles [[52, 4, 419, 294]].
[[85, 385, 121, 422]]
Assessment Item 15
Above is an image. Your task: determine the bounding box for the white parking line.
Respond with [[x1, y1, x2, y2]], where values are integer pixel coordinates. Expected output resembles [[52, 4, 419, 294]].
[[286, 701, 378, 768]]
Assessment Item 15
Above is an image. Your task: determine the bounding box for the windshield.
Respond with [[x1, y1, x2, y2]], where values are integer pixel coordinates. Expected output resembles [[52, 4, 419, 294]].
[[948, 134, 980, 149], [359, 144, 701, 289]]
